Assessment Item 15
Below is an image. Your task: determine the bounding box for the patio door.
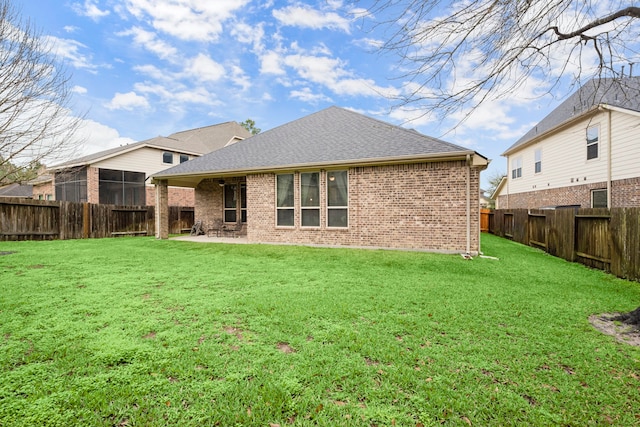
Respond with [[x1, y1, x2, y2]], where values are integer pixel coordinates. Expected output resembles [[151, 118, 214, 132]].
[[223, 182, 247, 223]]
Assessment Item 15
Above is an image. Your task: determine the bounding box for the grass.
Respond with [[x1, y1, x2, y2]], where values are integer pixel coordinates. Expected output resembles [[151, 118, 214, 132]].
[[1, 234, 639, 426]]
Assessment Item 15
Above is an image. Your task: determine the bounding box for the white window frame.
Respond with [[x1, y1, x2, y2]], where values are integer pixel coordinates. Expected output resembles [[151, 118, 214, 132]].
[[511, 157, 522, 179], [587, 125, 599, 160], [534, 149, 542, 174], [326, 170, 349, 228], [223, 183, 237, 223], [276, 173, 295, 227], [300, 171, 320, 228], [162, 152, 173, 164]]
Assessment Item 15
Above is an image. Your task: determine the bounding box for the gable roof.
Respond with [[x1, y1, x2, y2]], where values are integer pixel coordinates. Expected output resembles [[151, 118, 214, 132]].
[[0, 183, 33, 198], [50, 121, 251, 170], [153, 106, 487, 186], [504, 77, 640, 155]]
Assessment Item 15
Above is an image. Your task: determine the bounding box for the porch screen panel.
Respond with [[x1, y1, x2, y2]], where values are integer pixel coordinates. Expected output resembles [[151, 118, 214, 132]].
[[224, 184, 237, 223], [98, 169, 145, 205], [54, 166, 88, 203], [276, 174, 294, 226], [327, 170, 348, 227], [301, 172, 319, 227]]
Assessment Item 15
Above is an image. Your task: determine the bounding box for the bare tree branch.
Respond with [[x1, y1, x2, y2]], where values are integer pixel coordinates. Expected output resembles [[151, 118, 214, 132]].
[[355, 0, 640, 126], [0, 0, 84, 184]]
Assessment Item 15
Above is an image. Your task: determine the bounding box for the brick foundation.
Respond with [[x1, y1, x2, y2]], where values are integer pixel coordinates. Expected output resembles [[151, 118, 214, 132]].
[[497, 176, 640, 208]]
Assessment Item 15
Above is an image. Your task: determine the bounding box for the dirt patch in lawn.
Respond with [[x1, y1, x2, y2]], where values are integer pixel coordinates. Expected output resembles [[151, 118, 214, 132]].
[[589, 313, 640, 347]]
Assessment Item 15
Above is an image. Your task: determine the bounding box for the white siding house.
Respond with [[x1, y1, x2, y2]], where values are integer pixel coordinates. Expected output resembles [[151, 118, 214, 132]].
[[495, 77, 640, 209], [49, 122, 250, 206]]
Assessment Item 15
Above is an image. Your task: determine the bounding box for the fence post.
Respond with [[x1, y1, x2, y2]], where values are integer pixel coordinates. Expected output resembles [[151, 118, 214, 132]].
[[83, 203, 90, 239]]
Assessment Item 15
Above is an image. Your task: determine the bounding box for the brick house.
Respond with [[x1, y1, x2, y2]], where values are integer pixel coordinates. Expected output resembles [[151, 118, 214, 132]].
[[49, 122, 250, 206], [495, 77, 640, 209], [153, 107, 489, 254]]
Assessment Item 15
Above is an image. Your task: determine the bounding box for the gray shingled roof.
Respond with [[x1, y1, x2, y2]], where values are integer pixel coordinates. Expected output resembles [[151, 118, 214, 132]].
[[0, 183, 33, 198], [504, 77, 640, 155], [153, 106, 479, 180], [51, 121, 251, 169]]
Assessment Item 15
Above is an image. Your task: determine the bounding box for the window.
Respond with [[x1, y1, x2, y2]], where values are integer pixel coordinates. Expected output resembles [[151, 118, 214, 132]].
[[327, 170, 348, 228], [511, 157, 522, 179], [179, 154, 189, 163], [240, 183, 247, 223], [98, 169, 146, 205], [276, 174, 294, 226], [54, 167, 88, 202], [592, 189, 608, 208], [534, 149, 542, 174], [587, 125, 599, 160], [224, 184, 237, 223], [163, 152, 173, 164], [300, 172, 320, 227]]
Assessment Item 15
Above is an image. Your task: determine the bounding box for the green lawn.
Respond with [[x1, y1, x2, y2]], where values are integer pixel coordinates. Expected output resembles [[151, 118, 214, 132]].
[[1, 234, 639, 426]]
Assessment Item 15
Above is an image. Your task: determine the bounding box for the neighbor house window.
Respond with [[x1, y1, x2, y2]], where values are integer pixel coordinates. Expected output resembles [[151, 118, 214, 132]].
[[511, 157, 522, 179], [179, 154, 189, 163], [54, 166, 87, 203], [224, 184, 237, 223], [592, 189, 608, 208], [98, 169, 146, 205], [587, 125, 599, 160], [327, 170, 348, 228], [300, 172, 320, 227], [276, 174, 294, 226], [534, 149, 542, 174], [163, 152, 173, 164]]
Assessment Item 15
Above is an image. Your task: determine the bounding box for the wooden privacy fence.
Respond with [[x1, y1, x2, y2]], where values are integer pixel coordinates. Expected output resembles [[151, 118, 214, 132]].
[[488, 208, 640, 282], [0, 198, 194, 241]]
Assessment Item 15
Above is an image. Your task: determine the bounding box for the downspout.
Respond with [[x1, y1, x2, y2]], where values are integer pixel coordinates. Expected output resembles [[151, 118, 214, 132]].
[[466, 154, 471, 255], [607, 109, 612, 208]]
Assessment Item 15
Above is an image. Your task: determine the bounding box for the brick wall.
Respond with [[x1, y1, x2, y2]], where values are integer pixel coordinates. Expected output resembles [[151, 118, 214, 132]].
[[193, 161, 481, 253], [612, 177, 640, 207], [87, 166, 99, 204], [146, 185, 194, 207], [32, 181, 54, 200], [497, 177, 640, 208]]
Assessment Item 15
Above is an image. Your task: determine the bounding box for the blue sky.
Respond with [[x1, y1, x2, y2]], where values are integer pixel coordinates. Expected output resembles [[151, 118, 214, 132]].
[[15, 0, 614, 189]]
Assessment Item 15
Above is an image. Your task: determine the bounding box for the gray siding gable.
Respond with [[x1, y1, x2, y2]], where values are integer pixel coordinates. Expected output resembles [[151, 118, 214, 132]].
[[155, 106, 473, 177], [505, 77, 640, 154]]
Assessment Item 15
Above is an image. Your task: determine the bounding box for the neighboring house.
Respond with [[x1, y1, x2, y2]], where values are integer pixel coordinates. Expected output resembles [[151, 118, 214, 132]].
[[31, 173, 54, 200], [49, 122, 250, 206], [152, 107, 489, 254], [496, 77, 640, 209], [0, 183, 33, 198]]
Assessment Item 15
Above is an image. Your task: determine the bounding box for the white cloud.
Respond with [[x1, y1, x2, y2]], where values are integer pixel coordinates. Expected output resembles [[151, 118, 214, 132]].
[[72, 0, 110, 21], [118, 27, 178, 61], [43, 36, 96, 71], [260, 51, 286, 75], [72, 85, 88, 94], [230, 65, 251, 91], [106, 91, 151, 111], [231, 21, 265, 52], [273, 5, 351, 32], [185, 53, 225, 83], [290, 87, 332, 104], [124, 0, 250, 42], [76, 119, 136, 155]]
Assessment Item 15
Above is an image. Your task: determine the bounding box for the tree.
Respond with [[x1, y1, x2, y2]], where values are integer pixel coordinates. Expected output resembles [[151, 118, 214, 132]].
[[358, 1, 640, 328], [358, 1, 640, 123], [0, 0, 83, 185], [240, 119, 261, 135], [484, 170, 506, 208]]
